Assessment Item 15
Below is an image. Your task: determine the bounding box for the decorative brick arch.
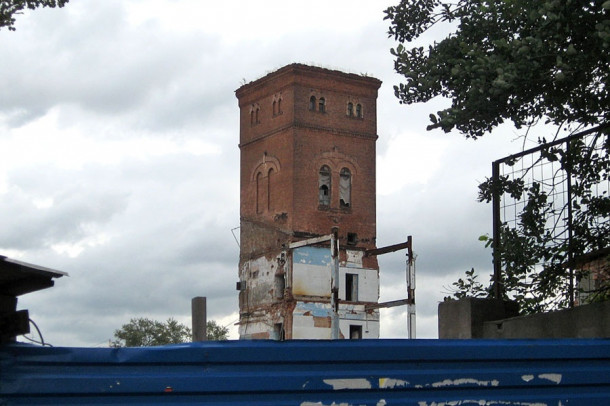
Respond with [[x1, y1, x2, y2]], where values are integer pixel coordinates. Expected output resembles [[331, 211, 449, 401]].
[[317, 148, 359, 176], [251, 154, 280, 182]]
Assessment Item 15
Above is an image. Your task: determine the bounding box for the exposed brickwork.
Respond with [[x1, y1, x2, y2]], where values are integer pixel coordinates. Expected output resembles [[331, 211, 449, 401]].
[[236, 64, 382, 338], [237, 64, 381, 266]]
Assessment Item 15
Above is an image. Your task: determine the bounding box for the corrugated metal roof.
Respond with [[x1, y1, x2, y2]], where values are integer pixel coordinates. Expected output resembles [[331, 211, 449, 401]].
[[2, 338, 610, 405]]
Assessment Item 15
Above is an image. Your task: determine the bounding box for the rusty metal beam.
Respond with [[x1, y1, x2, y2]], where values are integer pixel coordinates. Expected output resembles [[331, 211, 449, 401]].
[[364, 240, 410, 257], [364, 298, 413, 310]]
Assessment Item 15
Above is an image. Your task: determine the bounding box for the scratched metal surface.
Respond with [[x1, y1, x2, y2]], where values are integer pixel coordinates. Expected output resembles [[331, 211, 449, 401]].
[[1, 339, 610, 405]]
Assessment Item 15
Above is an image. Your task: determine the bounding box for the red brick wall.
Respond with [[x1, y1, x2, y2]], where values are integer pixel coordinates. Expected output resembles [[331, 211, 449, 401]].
[[237, 64, 381, 269]]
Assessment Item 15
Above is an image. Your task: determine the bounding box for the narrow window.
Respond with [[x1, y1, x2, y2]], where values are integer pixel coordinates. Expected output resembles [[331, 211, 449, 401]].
[[346, 273, 358, 301], [274, 323, 285, 341], [274, 274, 285, 299], [277, 98, 282, 114], [267, 168, 274, 211], [347, 102, 354, 117], [318, 97, 326, 113], [349, 325, 362, 339], [319, 165, 331, 207], [255, 107, 260, 124], [309, 96, 316, 111], [256, 172, 263, 214], [356, 104, 362, 118], [340, 168, 351, 208], [272, 100, 277, 116], [250, 110, 254, 125]]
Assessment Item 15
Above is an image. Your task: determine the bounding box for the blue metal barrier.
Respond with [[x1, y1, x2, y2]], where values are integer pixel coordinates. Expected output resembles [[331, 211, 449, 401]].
[[2, 339, 610, 405]]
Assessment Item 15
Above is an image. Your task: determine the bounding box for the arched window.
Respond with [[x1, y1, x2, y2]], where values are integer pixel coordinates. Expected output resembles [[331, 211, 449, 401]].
[[356, 104, 362, 118], [256, 172, 264, 214], [250, 110, 254, 125], [318, 97, 326, 113], [347, 102, 354, 117], [277, 98, 282, 114], [267, 168, 275, 211], [309, 96, 316, 111], [255, 107, 260, 124], [272, 100, 277, 116], [340, 168, 351, 208], [319, 165, 331, 207]]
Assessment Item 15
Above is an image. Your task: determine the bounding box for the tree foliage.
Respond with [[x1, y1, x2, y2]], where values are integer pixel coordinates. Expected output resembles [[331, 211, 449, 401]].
[[206, 320, 230, 341], [386, 1, 610, 313], [385, 0, 609, 138], [112, 318, 228, 347], [0, 0, 69, 31], [445, 268, 490, 300]]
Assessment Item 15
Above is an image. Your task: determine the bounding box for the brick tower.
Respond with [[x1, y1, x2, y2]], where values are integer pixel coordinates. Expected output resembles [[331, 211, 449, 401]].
[[235, 64, 382, 339]]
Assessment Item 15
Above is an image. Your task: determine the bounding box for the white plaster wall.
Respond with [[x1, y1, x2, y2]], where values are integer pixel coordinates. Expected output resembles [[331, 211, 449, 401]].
[[238, 320, 271, 339], [292, 316, 332, 339], [241, 255, 281, 305], [339, 319, 380, 339], [339, 267, 378, 302], [292, 263, 331, 297], [292, 263, 378, 301]]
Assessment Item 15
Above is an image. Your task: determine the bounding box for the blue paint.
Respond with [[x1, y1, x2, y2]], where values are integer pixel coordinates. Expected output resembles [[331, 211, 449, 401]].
[[2, 339, 610, 404], [294, 301, 332, 317], [294, 246, 331, 266]]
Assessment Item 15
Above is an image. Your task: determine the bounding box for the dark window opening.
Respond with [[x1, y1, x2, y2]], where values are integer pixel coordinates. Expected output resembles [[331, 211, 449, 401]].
[[274, 274, 285, 299], [318, 97, 326, 113], [256, 172, 263, 214], [255, 107, 260, 124], [267, 168, 274, 211], [277, 98, 282, 114], [250, 110, 254, 125], [347, 102, 354, 117], [309, 96, 316, 111], [346, 273, 358, 302], [356, 104, 362, 118], [274, 323, 285, 341], [340, 168, 351, 208], [349, 325, 362, 339], [272, 100, 277, 116], [347, 232, 358, 246], [319, 165, 331, 207]]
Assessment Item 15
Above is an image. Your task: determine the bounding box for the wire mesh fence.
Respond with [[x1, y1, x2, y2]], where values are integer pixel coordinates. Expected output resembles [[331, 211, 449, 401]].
[[490, 126, 609, 312]]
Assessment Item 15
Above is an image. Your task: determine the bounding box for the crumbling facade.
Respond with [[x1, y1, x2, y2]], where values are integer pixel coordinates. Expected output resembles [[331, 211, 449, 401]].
[[235, 64, 382, 339]]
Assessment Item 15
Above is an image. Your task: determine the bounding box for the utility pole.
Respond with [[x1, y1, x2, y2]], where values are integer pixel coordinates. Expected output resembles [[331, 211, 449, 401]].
[[192, 296, 207, 342]]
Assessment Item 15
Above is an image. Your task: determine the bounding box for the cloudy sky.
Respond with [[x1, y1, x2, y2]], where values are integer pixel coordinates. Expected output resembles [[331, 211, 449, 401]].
[[2, 0, 529, 346]]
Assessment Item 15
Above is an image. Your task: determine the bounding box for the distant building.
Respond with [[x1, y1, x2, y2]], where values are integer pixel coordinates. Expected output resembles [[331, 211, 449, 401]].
[[235, 64, 382, 339]]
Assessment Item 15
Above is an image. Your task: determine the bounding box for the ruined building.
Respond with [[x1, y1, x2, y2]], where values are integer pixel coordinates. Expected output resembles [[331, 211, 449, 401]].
[[236, 64, 382, 339]]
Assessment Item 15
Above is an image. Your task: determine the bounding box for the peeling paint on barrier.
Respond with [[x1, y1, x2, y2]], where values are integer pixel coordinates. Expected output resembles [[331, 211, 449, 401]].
[[379, 378, 409, 388], [300, 402, 352, 406], [538, 374, 562, 384], [417, 401, 551, 406], [430, 378, 500, 388], [323, 378, 372, 390], [300, 400, 387, 406]]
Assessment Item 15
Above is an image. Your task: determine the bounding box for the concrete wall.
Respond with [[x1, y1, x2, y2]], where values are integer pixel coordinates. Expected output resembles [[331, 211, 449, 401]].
[[439, 297, 610, 339], [483, 300, 610, 339]]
